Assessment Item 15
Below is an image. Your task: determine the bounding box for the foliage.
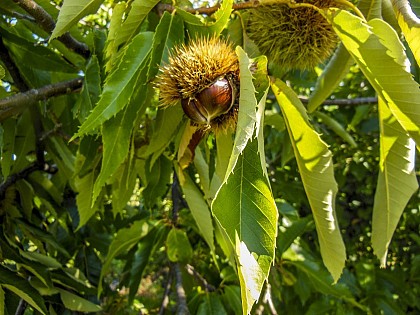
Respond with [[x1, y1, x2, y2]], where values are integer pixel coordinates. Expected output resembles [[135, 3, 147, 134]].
[[0, 0, 419, 314]]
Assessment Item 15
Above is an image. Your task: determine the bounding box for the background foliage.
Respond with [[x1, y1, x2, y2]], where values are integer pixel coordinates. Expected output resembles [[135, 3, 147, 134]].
[[0, 0, 419, 314]]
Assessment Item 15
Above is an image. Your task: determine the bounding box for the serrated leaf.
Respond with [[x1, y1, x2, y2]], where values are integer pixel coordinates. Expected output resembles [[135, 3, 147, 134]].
[[115, 0, 160, 48], [0, 265, 48, 315], [326, 9, 420, 145], [166, 228, 193, 263], [75, 171, 96, 229], [74, 32, 153, 137], [50, 0, 103, 40], [393, 0, 420, 66], [271, 78, 346, 282], [92, 70, 152, 203], [372, 98, 418, 267], [98, 220, 153, 295], [147, 12, 184, 80], [308, 44, 353, 112], [178, 169, 215, 252], [212, 139, 278, 313], [142, 155, 172, 208], [58, 288, 101, 312]]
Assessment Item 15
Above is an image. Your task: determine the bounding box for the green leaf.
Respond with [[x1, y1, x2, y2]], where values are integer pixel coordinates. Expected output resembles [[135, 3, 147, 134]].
[[277, 216, 312, 256], [326, 9, 420, 145], [0, 65, 4, 79], [177, 0, 233, 38], [178, 170, 215, 252], [74, 32, 153, 137], [50, 0, 103, 40], [115, 0, 160, 48], [0, 265, 48, 315], [313, 111, 358, 148], [75, 171, 96, 229], [92, 71, 152, 203], [57, 288, 101, 312], [1, 118, 16, 179], [98, 220, 153, 295], [166, 228, 193, 263], [197, 293, 228, 315], [212, 138, 278, 313], [111, 157, 138, 216], [142, 155, 172, 208], [371, 98, 418, 267], [307, 44, 353, 112], [271, 78, 346, 282], [393, 0, 420, 66], [18, 251, 61, 269], [0, 286, 4, 315], [147, 12, 184, 80]]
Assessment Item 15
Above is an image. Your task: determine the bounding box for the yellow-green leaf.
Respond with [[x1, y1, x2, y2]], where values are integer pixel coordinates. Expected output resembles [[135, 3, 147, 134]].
[[271, 78, 346, 282], [372, 98, 418, 267]]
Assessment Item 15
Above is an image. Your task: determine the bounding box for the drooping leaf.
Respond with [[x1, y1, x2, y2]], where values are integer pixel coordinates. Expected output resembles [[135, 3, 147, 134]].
[[50, 0, 103, 40], [0, 286, 4, 315], [114, 0, 160, 48], [326, 9, 420, 145], [307, 44, 353, 112], [75, 171, 96, 229], [212, 138, 278, 314], [393, 0, 420, 66], [0, 65, 4, 79], [58, 288, 101, 312], [166, 228, 193, 263], [0, 265, 48, 315], [111, 156, 138, 216], [142, 154, 172, 208], [371, 98, 418, 267], [74, 32, 153, 137], [271, 78, 346, 282], [197, 293, 228, 315], [99, 220, 153, 295], [178, 169, 215, 252], [1, 118, 16, 179]]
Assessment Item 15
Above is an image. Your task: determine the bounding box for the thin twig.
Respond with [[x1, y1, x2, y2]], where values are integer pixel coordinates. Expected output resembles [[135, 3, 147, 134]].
[[156, 1, 260, 16], [185, 264, 216, 292], [173, 262, 190, 315], [14, 299, 27, 315], [0, 78, 83, 121], [0, 8, 36, 23], [12, 0, 90, 58], [158, 267, 174, 315], [262, 283, 278, 315], [267, 94, 378, 106]]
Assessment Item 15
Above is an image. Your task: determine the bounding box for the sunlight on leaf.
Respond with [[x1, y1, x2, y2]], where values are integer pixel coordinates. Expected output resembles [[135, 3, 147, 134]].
[[271, 78, 346, 282]]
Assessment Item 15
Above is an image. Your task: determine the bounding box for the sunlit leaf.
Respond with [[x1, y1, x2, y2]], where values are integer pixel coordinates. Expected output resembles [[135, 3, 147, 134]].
[[74, 32, 153, 137], [104, 2, 126, 73], [271, 78, 346, 282], [371, 98, 418, 266], [326, 9, 420, 145], [212, 139, 278, 313], [115, 0, 160, 48], [393, 0, 420, 66], [50, 0, 103, 40], [75, 171, 96, 229]]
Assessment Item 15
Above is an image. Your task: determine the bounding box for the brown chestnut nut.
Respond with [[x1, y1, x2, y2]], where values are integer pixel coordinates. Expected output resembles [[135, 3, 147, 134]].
[[181, 77, 235, 125]]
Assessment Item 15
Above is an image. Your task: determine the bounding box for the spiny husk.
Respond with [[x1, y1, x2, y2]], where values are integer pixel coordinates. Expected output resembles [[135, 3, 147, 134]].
[[247, 0, 339, 70], [156, 37, 239, 107]]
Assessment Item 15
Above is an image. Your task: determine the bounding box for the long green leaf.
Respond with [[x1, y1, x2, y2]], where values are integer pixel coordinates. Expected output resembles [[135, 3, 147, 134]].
[[114, 0, 160, 48], [393, 0, 420, 66], [74, 32, 153, 137], [98, 220, 153, 295], [178, 169, 215, 252], [271, 78, 346, 282], [0, 286, 4, 315], [75, 171, 96, 229], [50, 0, 103, 40], [212, 139, 278, 314], [307, 44, 353, 112], [326, 9, 420, 146], [58, 288, 101, 312], [371, 98, 418, 267], [0, 265, 47, 315]]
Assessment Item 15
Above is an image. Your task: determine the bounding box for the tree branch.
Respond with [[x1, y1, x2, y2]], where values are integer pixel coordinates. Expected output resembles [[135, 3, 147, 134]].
[[156, 1, 260, 16], [12, 0, 90, 58], [173, 262, 190, 315], [298, 96, 378, 106], [0, 78, 83, 121], [158, 268, 174, 315], [185, 264, 216, 292]]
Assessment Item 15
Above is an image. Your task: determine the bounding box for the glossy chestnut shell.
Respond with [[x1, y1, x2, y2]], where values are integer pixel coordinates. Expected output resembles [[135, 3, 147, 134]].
[[181, 77, 236, 125]]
